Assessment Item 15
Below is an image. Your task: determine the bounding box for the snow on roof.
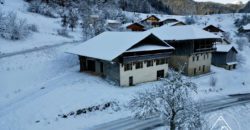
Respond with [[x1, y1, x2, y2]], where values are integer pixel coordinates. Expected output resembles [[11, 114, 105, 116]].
[[106, 19, 121, 24], [67, 32, 172, 61], [122, 22, 144, 28], [163, 21, 186, 27], [148, 25, 221, 41], [216, 44, 237, 53], [203, 25, 225, 32], [126, 44, 174, 52], [226, 62, 238, 65], [242, 24, 250, 30]]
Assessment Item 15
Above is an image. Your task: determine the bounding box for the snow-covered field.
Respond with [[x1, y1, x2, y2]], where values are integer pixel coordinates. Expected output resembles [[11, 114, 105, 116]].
[[1, 1, 250, 130], [0, 0, 82, 54]]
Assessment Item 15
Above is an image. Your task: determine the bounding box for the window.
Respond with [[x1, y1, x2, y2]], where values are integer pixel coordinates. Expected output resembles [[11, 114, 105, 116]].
[[124, 63, 132, 71], [135, 62, 143, 69], [156, 59, 166, 65], [146, 60, 154, 67], [197, 55, 199, 61], [204, 54, 206, 60]]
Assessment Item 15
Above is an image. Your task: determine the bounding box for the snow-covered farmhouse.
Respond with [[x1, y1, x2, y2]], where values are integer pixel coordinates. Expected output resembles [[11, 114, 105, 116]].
[[212, 45, 238, 70], [67, 32, 174, 86], [150, 25, 221, 76]]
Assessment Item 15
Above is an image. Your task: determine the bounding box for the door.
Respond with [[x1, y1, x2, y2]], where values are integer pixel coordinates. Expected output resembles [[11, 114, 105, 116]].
[[129, 76, 133, 86], [100, 62, 104, 73], [194, 68, 197, 75], [87, 60, 96, 72], [157, 70, 165, 80], [202, 65, 206, 73]]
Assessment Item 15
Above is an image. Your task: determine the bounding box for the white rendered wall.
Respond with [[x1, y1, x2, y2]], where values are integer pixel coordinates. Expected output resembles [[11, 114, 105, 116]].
[[119, 61, 169, 86]]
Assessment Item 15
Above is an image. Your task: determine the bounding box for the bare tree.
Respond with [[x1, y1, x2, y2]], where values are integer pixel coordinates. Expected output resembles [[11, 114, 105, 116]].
[[68, 8, 78, 31], [128, 70, 202, 130]]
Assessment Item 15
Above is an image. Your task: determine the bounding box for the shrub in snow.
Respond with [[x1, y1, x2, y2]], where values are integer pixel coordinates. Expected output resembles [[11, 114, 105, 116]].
[[222, 32, 232, 42], [237, 54, 246, 66], [0, 11, 32, 40], [28, 24, 38, 32], [185, 15, 196, 25], [0, 0, 4, 5], [209, 76, 217, 87], [59, 101, 120, 118], [28, 1, 57, 18], [57, 28, 70, 38], [128, 70, 202, 130], [235, 37, 248, 51], [235, 15, 250, 28]]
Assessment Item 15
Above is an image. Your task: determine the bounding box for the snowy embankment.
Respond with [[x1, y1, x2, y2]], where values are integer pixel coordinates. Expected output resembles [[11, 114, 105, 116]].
[[0, 3, 250, 130], [0, 0, 82, 54]]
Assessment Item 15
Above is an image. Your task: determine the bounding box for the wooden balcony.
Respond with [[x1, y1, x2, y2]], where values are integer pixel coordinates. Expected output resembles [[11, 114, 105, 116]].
[[194, 47, 216, 53], [123, 52, 172, 63]]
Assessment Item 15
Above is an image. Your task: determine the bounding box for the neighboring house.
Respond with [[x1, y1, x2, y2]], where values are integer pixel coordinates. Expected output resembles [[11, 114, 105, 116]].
[[170, 21, 186, 26], [67, 32, 174, 86], [159, 18, 179, 26], [238, 23, 250, 33], [141, 15, 161, 27], [162, 21, 187, 27], [203, 25, 225, 34], [212, 45, 238, 70], [124, 22, 145, 31], [150, 25, 221, 76]]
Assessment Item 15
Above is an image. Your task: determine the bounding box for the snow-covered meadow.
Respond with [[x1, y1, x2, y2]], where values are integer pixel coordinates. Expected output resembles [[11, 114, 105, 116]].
[[1, 1, 250, 130]]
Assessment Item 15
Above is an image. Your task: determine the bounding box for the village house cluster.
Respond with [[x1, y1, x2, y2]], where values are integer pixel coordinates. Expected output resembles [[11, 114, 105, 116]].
[[68, 15, 238, 86]]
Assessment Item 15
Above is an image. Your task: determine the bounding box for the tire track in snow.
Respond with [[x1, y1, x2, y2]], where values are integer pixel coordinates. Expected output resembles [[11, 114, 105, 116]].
[[0, 40, 82, 59]]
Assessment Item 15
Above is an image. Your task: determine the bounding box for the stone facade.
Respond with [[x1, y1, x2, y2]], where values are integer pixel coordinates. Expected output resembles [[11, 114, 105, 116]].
[[169, 52, 212, 76]]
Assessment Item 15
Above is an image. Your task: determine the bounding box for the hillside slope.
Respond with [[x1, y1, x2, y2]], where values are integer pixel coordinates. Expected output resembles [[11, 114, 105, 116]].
[[239, 1, 250, 13], [151, 0, 243, 15], [0, 0, 81, 54]]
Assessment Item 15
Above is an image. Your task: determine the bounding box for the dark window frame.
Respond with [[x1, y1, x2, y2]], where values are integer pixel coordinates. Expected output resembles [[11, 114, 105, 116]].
[[135, 62, 143, 69], [146, 60, 154, 67], [124, 63, 132, 71]]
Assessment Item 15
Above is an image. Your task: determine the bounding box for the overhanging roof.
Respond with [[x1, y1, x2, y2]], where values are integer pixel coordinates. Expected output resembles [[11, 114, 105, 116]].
[[66, 32, 173, 61]]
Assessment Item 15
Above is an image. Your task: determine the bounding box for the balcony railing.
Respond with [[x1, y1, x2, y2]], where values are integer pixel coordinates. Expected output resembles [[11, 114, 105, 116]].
[[123, 52, 172, 63], [194, 47, 216, 53]]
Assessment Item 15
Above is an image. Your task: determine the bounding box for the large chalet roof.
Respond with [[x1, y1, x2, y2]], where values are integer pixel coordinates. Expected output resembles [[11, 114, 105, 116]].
[[67, 32, 173, 61], [148, 25, 221, 41], [216, 44, 238, 53]]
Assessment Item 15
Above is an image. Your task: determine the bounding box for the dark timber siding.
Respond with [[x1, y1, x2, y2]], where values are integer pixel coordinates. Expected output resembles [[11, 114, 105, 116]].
[[212, 49, 237, 66], [212, 52, 227, 66], [226, 49, 237, 63]]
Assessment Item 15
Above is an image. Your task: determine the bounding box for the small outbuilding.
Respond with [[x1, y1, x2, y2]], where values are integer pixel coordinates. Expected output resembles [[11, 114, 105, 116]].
[[212, 45, 238, 70]]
